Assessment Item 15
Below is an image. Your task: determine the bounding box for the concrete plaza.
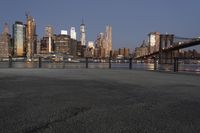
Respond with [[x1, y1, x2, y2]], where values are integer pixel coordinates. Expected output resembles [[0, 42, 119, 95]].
[[0, 69, 200, 133]]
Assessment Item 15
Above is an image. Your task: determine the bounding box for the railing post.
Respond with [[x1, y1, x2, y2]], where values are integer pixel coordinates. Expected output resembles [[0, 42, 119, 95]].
[[174, 57, 178, 72], [62, 58, 65, 69], [38, 57, 42, 68], [176, 58, 179, 72], [129, 58, 132, 70], [174, 57, 176, 72], [109, 57, 111, 69], [8, 56, 12, 68], [86, 57, 88, 68], [154, 57, 157, 70], [109, 51, 112, 69]]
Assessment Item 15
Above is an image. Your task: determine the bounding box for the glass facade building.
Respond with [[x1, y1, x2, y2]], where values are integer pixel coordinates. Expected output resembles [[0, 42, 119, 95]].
[[26, 15, 37, 60], [13, 21, 26, 57]]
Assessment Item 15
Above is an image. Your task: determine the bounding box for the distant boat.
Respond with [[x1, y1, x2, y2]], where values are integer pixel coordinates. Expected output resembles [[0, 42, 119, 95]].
[[70, 59, 80, 63]]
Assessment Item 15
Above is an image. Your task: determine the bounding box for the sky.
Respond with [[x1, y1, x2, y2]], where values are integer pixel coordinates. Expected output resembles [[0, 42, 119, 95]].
[[0, 0, 200, 50]]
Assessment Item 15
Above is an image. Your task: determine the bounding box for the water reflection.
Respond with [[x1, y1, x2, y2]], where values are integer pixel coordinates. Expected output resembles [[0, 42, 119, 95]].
[[146, 63, 154, 70]]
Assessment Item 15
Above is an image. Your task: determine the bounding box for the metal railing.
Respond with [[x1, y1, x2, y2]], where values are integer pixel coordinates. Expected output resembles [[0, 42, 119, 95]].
[[0, 57, 199, 74]]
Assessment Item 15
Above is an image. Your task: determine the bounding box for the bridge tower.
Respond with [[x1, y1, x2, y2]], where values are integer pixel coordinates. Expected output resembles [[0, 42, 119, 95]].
[[159, 34, 175, 64]]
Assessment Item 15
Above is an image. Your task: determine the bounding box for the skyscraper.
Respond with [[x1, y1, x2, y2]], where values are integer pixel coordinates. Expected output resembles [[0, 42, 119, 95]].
[[13, 21, 26, 57], [94, 33, 105, 58], [103, 26, 112, 57], [26, 14, 37, 60], [80, 21, 86, 46], [44, 25, 54, 53], [0, 23, 11, 58], [70, 27, 76, 40], [95, 33, 104, 48]]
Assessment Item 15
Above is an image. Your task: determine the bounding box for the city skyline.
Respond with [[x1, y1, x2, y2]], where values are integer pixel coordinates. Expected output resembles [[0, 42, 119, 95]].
[[0, 0, 200, 50]]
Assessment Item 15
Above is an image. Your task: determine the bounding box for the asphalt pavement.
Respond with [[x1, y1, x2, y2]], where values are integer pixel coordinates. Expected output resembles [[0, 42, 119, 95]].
[[0, 69, 200, 133]]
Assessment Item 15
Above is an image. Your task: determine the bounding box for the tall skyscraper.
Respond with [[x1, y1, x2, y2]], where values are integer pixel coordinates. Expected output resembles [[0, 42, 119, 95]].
[[80, 21, 86, 46], [103, 26, 112, 57], [13, 21, 26, 57], [44, 25, 54, 53], [70, 27, 76, 40], [0, 23, 11, 58], [26, 14, 37, 60]]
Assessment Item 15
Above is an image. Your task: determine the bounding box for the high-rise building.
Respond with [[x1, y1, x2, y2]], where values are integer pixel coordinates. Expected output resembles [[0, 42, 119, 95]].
[[26, 14, 37, 60], [103, 26, 112, 57], [13, 21, 26, 57], [80, 21, 86, 46], [70, 27, 76, 40], [0, 34, 9, 58], [44, 25, 54, 53], [95, 33, 104, 48], [0, 23, 11, 58]]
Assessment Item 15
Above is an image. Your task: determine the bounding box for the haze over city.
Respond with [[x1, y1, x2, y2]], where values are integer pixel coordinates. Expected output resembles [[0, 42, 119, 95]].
[[0, 0, 200, 49]]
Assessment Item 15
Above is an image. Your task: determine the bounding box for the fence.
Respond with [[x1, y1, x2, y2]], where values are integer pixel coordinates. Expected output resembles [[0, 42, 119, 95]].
[[0, 57, 200, 74]]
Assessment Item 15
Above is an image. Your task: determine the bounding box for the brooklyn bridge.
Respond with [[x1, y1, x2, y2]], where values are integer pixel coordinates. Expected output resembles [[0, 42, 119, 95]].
[[134, 33, 200, 64]]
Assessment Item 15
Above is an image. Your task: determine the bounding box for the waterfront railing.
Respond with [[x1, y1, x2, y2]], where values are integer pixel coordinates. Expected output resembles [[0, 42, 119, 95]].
[[0, 57, 199, 74]]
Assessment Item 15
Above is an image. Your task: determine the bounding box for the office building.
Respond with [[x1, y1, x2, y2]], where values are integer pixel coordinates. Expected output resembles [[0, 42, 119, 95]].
[[103, 26, 112, 57], [44, 25, 54, 53], [0, 23, 11, 58], [13, 21, 26, 57], [70, 27, 76, 40], [80, 21, 86, 46], [54, 34, 77, 57], [26, 15, 37, 60]]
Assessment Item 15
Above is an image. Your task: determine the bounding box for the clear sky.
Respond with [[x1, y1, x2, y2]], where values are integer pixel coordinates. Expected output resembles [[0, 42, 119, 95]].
[[0, 0, 200, 50]]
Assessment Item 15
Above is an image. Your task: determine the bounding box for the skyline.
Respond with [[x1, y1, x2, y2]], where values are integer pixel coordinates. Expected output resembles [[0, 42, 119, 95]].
[[0, 0, 200, 49]]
